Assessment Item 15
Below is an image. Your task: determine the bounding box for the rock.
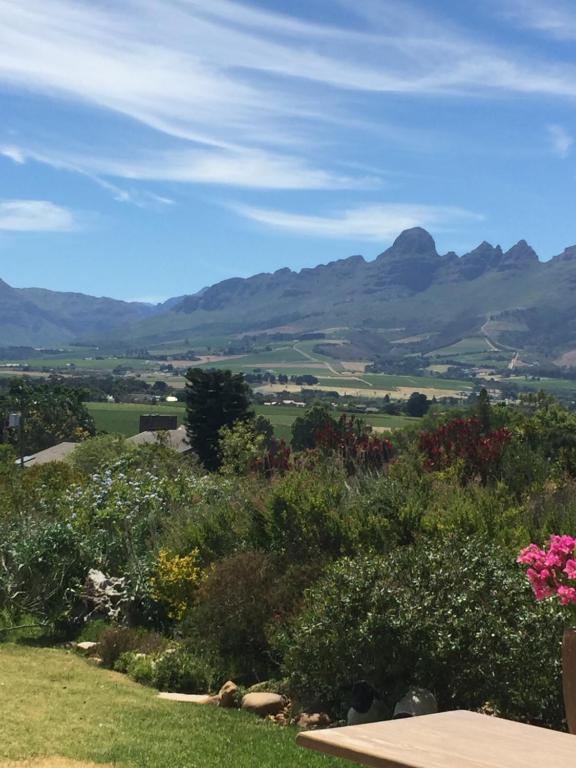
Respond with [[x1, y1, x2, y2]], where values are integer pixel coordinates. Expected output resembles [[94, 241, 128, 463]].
[[76, 641, 99, 655], [157, 692, 219, 704], [84, 569, 129, 623], [296, 712, 331, 729], [218, 680, 238, 708], [241, 692, 284, 717]]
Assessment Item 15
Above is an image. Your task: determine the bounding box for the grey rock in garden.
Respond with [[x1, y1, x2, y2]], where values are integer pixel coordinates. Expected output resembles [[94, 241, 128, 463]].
[[83, 568, 129, 622], [241, 692, 284, 717]]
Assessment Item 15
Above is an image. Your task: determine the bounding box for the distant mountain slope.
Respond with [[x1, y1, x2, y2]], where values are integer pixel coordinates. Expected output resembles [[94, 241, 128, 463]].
[[0, 282, 157, 346], [118, 228, 576, 358], [3, 227, 576, 357]]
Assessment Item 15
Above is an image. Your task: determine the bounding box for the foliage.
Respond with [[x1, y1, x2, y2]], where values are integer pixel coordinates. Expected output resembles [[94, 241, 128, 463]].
[[184, 368, 252, 470], [281, 538, 565, 727], [186, 551, 278, 681], [252, 468, 394, 562], [405, 392, 430, 417], [219, 419, 267, 476], [313, 414, 393, 474], [419, 416, 512, 484], [151, 646, 216, 693], [0, 516, 88, 626], [150, 547, 204, 620], [68, 433, 132, 475], [290, 403, 336, 450], [98, 626, 168, 669], [1, 379, 95, 455]]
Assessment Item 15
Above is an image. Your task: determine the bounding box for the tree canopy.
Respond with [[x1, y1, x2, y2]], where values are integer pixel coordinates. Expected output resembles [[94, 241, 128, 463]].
[[184, 368, 252, 470]]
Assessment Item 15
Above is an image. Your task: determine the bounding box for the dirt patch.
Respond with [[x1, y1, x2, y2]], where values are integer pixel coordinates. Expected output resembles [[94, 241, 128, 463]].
[[256, 383, 469, 400], [340, 361, 368, 373], [0, 760, 115, 768]]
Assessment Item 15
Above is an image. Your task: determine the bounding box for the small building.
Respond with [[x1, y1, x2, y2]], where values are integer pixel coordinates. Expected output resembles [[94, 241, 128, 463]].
[[17, 442, 78, 468], [128, 426, 190, 454], [139, 413, 178, 432]]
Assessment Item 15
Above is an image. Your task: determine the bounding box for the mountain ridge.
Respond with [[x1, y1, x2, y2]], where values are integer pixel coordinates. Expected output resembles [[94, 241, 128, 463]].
[[2, 228, 576, 359]]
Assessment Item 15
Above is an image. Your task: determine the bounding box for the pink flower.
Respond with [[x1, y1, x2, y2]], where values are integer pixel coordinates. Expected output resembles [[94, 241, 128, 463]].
[[517, 544, 546, 567], [557, 585, 576, 606], [565, 559, 576, 580]]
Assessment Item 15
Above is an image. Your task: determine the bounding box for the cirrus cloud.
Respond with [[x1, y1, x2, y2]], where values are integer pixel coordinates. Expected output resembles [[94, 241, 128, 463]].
[[232, 202, 484, 241], [0, 200, 76, 232]]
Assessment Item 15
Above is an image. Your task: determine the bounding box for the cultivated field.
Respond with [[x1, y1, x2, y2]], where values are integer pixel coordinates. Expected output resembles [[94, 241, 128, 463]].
[[86, 402, 418, 440]]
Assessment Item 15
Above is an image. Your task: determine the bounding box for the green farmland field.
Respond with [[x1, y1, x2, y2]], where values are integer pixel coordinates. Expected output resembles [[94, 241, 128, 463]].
[[87, 402, 417, 440], [87, 402, 185, 436]]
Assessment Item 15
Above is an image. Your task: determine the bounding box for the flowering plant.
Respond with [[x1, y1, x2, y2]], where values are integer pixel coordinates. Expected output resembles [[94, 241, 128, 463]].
[[518, 535, 576, 623]]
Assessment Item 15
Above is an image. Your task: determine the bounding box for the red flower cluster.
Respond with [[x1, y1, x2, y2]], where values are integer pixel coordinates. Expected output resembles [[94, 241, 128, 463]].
[[419, 417, 512, 482], [313, 414, 393, 473]]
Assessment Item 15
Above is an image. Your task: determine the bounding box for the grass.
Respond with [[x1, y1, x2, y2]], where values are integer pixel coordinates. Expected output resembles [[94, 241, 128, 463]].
[[87, 402, 417, 440], [0, 644, 344, 768], [1, 357, 156, 372], [87, 403, 185, 436]]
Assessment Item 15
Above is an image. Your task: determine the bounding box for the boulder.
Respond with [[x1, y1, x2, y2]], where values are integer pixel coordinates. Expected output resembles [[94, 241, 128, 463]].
[[157, 692, 219, 704], [241, 692, 284, 717], [76, 641, 99, 655], [218, 680, 238, 708], [296, 712, 331, 729], [84, 569, 129, 622]]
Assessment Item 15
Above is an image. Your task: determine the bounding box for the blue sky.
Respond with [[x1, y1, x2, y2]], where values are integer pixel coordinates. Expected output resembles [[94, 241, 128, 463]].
[[1, 0, 576, 302]]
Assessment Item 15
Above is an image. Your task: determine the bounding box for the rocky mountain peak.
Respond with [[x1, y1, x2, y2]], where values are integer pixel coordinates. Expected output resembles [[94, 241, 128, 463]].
[[390, 227, 437, 256], [500, 240, 539, 270]]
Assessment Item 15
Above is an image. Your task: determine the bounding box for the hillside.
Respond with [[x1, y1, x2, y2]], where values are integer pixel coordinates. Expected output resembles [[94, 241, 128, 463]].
[[118, 228, 576, 360], [0, 282, 158, 346], [3, 227, 576, 359]]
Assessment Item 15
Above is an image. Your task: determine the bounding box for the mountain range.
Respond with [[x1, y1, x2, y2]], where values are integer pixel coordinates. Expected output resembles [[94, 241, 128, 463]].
[[3, 227, 576, 362]]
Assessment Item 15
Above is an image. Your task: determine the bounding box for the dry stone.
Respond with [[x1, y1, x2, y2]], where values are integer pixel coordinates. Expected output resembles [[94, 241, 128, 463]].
[[296, 712, 331, 729], [218, 680, 238, 708], [157, 692, 219, 704], [241, 692, 284, 717]]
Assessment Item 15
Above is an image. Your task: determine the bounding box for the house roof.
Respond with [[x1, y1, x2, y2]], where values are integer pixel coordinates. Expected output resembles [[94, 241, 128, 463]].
[[19, 441, 78, 467], [127, 426, 190, 453]]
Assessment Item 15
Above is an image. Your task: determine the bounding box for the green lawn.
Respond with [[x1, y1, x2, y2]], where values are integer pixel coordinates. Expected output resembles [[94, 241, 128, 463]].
[[0, 644, 344, 768], [2, 357, 157, 372], [87, 402, 417, 440], [87, 402, 185, 436]]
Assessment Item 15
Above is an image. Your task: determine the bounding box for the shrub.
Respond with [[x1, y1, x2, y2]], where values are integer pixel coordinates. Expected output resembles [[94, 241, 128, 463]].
[[0, 517, 89, 627], [150, 548, 204, 620], [186, 551, 277, 682], [115, 651, 155, 686], [281, 537, 565, 727], [98, 626, 168, 669], [68, 434, 132, 475], [151, 647, 215, 693]]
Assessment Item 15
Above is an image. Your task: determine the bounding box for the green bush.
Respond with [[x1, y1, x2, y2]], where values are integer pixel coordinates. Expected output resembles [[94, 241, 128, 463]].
[[0, 517, 89, 627], [115, 651, 155, 686], [151, 647, 215, 693], [76, 619, 109, 643], [98, 626, 168, 669], [281, 537, 565, 728]]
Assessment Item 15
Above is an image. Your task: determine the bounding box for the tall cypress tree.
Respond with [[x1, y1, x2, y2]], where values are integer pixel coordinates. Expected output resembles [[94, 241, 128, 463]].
[[184, 368, 252, 470]]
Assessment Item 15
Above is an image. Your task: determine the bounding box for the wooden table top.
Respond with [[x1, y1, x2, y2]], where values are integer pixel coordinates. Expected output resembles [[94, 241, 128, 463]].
[[296, 710, 575, 768]]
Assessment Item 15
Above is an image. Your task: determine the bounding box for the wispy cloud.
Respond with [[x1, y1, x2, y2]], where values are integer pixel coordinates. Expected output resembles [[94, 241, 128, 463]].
[[498, 0, 576, 40], [3, 0, 576, 198], [233, 203, 484, 241], [0, 200, 76, 232], [1, 143, 378, 191], [547, 124, 574, 158]]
